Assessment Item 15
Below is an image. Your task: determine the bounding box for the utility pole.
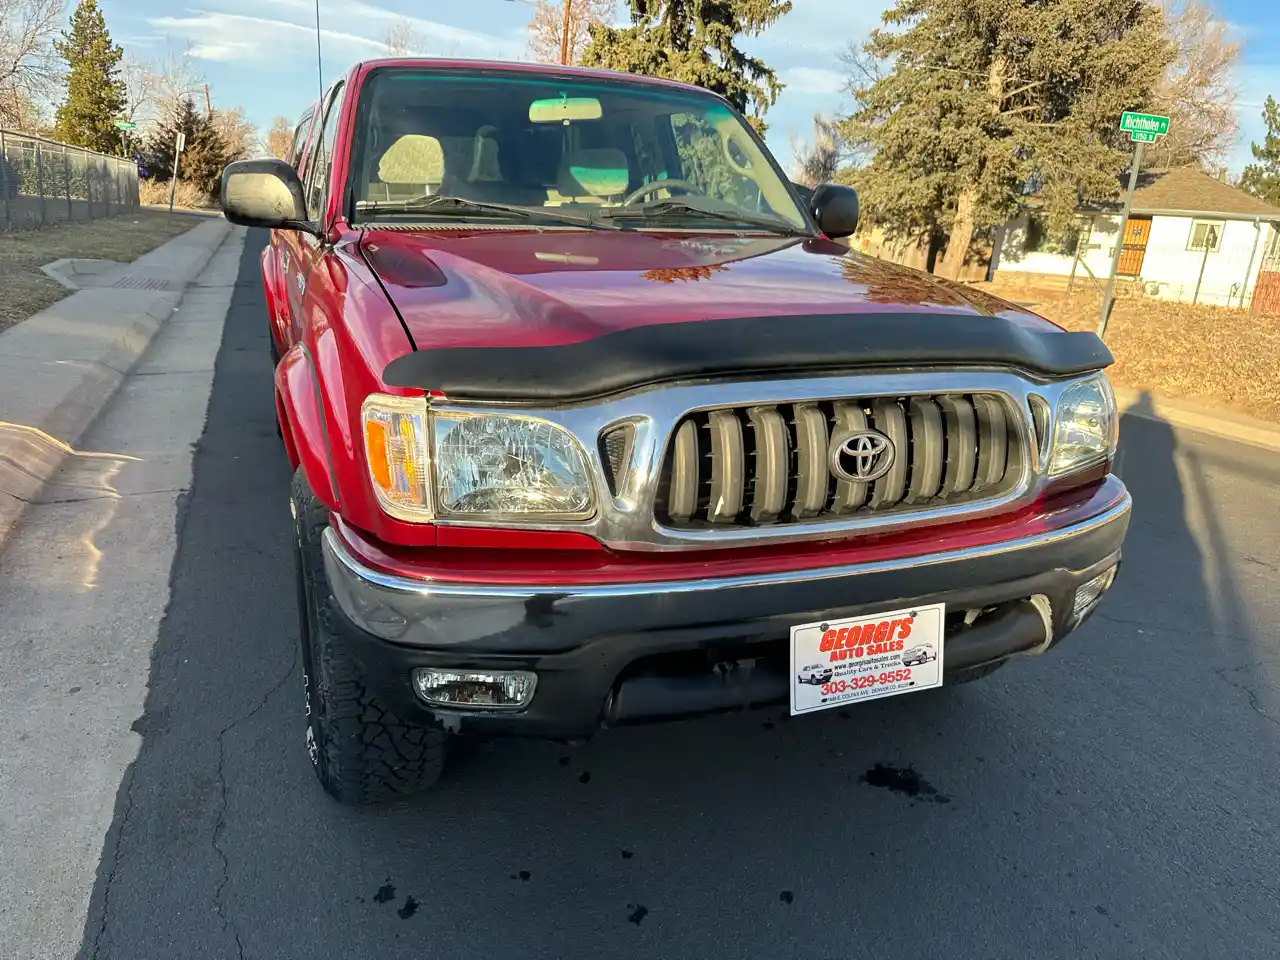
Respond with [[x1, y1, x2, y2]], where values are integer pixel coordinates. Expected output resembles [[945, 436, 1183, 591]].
[[1098, 111, 1169, 339], [559, 0, 572, 65], [203, 83, 213, 117]]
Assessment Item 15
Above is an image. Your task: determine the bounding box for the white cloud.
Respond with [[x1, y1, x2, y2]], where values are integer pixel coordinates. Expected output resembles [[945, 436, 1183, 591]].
[[149, 0, 524, 67], [780, 66, 846, 96], [149, 11, 383, 63]]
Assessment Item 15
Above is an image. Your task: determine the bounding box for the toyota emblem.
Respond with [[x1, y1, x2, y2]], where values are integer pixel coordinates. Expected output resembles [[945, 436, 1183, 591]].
[[829, 429, 895, 483]]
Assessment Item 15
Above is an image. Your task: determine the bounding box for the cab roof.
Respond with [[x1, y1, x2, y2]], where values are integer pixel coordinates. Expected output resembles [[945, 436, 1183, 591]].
[[352, 58, 713, 98]]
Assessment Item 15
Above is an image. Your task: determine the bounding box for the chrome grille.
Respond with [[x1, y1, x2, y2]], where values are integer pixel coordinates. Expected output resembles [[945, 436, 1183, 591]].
[[656, 393, 1026, 528]]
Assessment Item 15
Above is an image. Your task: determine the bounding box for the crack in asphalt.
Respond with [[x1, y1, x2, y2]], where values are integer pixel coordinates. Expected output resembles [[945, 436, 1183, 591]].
[[87, 765, 138, 960], [1215, 664, 1280, 728], [211, 647, 299, 960], [1092, 611, 1253, 645]]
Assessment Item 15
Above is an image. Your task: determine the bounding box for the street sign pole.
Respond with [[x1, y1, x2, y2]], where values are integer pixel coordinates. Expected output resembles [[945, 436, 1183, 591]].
[[1097, 111, 1170, 339], [1098, 139, 1144, 338], [168, 131, 186, 216]]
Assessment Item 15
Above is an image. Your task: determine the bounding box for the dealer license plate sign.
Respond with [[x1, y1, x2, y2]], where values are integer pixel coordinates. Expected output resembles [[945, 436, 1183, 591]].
[[790, 603, 946, 715]]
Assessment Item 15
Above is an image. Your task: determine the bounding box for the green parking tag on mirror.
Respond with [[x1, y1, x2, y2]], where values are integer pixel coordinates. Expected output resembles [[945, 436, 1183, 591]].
[[530, 96, 602, 124]]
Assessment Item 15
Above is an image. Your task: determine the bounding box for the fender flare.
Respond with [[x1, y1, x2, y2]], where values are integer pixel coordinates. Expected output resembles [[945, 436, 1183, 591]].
[[259, 245, 289, 358], [275, 344, 339, 510]]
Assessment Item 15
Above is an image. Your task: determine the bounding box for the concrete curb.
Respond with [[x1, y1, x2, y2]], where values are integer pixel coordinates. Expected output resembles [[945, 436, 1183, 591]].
[[0, 218, 234, 553], [1115, 387, 1280, 452]]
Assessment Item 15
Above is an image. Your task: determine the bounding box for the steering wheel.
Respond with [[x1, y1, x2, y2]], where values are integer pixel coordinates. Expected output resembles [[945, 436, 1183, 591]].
[[620, 179, 704, 207]]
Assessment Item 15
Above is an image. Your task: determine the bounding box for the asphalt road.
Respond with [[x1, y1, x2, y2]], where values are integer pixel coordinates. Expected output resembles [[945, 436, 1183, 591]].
[[78, 230, 1280, 960]]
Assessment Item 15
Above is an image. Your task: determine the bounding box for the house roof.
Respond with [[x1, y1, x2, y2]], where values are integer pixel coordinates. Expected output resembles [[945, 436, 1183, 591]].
[[1084, 166, 1280, 221]]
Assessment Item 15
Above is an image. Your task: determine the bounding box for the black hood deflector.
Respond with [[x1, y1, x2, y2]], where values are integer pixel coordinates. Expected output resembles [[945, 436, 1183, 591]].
[[382, 312, 1112, 402]]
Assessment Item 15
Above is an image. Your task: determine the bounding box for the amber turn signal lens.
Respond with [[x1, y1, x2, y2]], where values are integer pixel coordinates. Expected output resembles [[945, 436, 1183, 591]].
[[364, 419, 391, 490], [360, 394, 433, 522]]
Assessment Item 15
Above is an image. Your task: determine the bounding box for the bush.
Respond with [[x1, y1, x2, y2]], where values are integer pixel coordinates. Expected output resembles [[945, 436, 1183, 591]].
[[139, 178, 210, 208]]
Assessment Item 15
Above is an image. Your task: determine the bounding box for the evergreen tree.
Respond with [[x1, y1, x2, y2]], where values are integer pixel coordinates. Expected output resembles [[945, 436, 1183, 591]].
[[53, 0, 126, 153], [144, 97, 229, 198], [582, 0, 792, 131], [838, 0, 1173, 278], [1240, 96, 1280, 206]]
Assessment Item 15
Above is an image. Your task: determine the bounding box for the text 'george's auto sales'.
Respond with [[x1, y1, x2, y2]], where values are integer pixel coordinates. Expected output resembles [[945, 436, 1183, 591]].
[[819, 616, 914, 663]]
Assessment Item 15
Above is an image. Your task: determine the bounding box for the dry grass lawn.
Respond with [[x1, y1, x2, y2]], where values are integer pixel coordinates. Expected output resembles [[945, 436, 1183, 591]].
[[991, 281, 1280, 424], [0, 209, 206, 332]]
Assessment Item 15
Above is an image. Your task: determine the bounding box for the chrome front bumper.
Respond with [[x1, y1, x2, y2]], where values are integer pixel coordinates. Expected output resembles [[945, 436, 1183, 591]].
[[322, 490, 1132, 656]]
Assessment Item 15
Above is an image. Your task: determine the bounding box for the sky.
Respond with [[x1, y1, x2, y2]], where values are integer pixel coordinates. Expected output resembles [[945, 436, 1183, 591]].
[[101, 0, 1278, 177]]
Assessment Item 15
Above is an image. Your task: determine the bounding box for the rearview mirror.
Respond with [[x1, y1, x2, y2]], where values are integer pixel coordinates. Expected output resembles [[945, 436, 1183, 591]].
[[529, 97, 603, 124], [220, 159, 313, 231], [808, 182, 859, 239]]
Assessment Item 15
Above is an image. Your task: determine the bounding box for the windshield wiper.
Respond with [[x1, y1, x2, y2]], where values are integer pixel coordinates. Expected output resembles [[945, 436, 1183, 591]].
[[599, 197, 806, 235], [356, 194, 614, 229]]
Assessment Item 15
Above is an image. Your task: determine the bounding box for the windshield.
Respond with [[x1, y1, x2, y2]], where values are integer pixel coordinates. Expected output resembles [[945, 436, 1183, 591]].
[[350, 68, 809, 232]]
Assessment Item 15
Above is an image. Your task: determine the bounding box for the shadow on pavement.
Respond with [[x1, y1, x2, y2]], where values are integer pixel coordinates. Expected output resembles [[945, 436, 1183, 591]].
[[77, 237, 1280, 959]]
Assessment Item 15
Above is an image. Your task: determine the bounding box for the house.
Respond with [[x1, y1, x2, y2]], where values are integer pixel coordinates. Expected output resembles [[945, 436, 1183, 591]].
[[990, 167, 1280, 312]]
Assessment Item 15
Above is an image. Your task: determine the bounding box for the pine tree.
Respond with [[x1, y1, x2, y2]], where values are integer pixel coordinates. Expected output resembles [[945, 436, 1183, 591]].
[[144, 97, 229, 199], [582, 0, 792, 131], [53, 0, 126, 153], [838, 0, 1173, 278], [1240, 96, 1280, 206]]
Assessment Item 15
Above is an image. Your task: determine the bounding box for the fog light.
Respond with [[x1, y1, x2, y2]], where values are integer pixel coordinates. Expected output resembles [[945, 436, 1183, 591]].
[[412, 669, 537, 710], [1072, 566, 1117, 622]]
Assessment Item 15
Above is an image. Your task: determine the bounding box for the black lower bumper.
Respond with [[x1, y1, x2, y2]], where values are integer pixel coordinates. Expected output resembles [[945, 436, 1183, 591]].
[[322, 488, 1130, 741]]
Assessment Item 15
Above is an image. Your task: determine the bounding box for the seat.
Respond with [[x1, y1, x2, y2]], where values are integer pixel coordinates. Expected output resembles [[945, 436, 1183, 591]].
[[467, 125, 503, 185], [548, 148, 630, 206], [373, 134, 446, 201]]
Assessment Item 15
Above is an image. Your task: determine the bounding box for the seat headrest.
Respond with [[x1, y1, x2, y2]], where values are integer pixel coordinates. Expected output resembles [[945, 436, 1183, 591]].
[[556, 148, 629, 198], [469, 125, 501, 183], [378, 135, 445, 185]]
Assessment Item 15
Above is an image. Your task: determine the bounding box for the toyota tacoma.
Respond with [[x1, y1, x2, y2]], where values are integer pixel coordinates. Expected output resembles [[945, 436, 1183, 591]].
[[220, 58, 1129, 805]]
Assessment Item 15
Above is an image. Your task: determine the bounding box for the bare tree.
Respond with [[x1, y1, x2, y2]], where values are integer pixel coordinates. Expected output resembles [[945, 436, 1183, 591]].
[[211, 104, 258, 161], [791, 114, 843, 187], [153, 41, 204, 120], [1146, 0, 1239, 168], [527, 0, 614, 65], [0, 0, 63, 127], [120, 54, 159, 126], [383, 17, 422, 57], [265, 115, 292, 160]]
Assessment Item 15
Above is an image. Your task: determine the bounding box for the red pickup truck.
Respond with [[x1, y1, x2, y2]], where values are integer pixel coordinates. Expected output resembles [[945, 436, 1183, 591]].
[[220, 58, 1129, 805]]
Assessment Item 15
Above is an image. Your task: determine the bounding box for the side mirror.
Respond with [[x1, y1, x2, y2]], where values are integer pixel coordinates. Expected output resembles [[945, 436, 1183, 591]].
[[220, 158, 313, 231], [809, 182, 859, 239]]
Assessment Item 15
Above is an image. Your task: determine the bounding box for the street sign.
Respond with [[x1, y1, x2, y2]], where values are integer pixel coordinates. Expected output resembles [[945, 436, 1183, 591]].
[[113, 119, 136, 131], [175, 131, 186, 153], [1120, 111, 1170, 139]]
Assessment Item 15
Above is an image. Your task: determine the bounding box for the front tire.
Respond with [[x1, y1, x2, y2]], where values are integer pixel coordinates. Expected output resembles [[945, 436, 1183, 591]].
[[291, 469, 448, 804]]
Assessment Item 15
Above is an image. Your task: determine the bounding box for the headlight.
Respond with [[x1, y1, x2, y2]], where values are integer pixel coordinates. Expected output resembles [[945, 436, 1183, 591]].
[[433, 412, 593, 518], [362, 398, 595, 522], [1047, 375, 1118, 477], [362, 394, 433, 521]]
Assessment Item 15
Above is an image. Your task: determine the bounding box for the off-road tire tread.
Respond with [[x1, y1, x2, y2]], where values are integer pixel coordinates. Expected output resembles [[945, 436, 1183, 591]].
[[292, 469, 447, 804]]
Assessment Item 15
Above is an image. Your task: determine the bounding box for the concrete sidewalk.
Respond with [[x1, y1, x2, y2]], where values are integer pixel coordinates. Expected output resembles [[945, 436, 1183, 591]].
[[0, 218, 233, 553], [0, 228, 247, 960]]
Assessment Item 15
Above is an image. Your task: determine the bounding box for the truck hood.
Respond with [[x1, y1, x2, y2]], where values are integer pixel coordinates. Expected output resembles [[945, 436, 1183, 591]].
[[359, 228, 1054, 352]]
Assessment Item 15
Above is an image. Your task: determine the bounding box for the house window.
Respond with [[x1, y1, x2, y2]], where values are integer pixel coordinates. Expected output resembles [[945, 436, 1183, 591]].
[[1265, 226, 1280, 259], [1187, 220, 1224, 253]]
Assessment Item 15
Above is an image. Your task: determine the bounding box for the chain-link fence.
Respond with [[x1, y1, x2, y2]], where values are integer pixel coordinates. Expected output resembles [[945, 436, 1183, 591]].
[[0, 128, 141, 234]]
